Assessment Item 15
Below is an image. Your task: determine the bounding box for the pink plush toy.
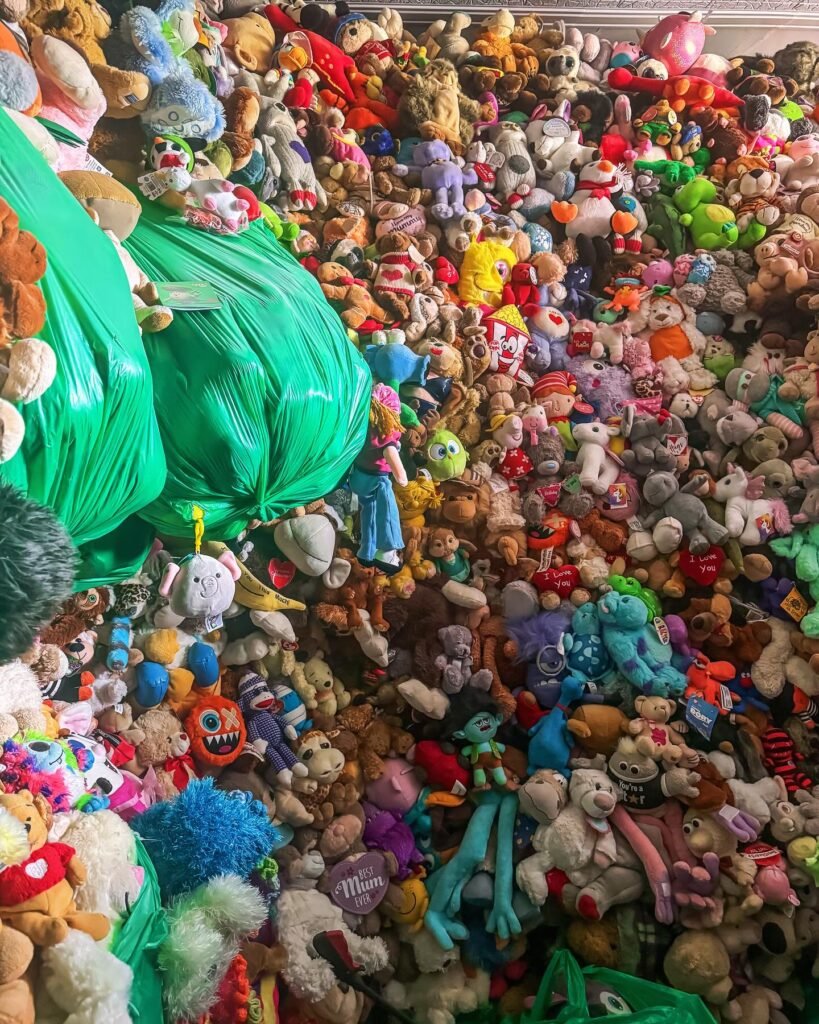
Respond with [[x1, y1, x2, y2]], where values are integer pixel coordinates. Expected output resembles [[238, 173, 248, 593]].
[[638, 12, 716, 78], [31, 35, 106, 172], [365, 757, 421, 814]]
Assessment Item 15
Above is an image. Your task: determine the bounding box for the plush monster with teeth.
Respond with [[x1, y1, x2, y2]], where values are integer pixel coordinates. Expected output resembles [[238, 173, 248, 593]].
[[186, 693, 247, 770]]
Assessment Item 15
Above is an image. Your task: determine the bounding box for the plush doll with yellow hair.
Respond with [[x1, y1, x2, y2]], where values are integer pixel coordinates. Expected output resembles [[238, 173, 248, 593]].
[[349, 384, 408, 576]]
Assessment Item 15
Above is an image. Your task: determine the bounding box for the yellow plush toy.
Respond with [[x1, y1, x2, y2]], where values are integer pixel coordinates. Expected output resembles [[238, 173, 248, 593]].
[[458, 238, 518, 308]]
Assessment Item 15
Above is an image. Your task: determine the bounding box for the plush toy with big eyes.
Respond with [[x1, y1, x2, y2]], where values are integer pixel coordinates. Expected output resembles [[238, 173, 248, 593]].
[[423, 430, 468, 482], [185, 695, 247, 769]]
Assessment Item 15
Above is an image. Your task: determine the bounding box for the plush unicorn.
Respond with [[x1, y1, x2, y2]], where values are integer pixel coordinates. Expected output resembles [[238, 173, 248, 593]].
[[714, 465, 792, 547]]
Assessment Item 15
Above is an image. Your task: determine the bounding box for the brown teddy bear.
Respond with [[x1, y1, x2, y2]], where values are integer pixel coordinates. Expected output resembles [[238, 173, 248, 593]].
[[679, 594, 773, 668], [458, 58, 505, 99], [334, 703, 414, 781], [0, 925, 34, 1024], [133, 705, 197, 798], [221, 86, 260, 174], [371, 155, 427, 207], [0, 197, 46, 345], [0, 790, 109, 945], [373, 231, 436, 322], [316, 261, 392, 329]]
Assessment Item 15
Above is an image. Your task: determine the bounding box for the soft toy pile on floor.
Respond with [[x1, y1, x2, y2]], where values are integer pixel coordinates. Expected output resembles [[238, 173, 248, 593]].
[[7, 1, 819, 1022]]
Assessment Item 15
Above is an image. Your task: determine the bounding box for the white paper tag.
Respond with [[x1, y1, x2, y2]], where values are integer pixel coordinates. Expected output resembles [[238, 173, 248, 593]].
[[85, 154, 113, 177], [653, 617, 670, 645], [628, 516, 643, 532], [718, 684, 733, 712], [138, 171, 169, 200], [538, 547, 554, 572]]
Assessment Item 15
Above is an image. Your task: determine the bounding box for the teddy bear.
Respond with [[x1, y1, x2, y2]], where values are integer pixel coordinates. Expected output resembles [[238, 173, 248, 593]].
[[680, 594, 773, 668], [371, 231, 436, 323], [335, 703, 414, 782], [471, 9, 539, 77], [0, 790, 110, 946], [628, 289, 714, 394], [315, 261, 392, 328], [132, 705, 197, 798], [289, 652, 350, 717], [642, 471, 730, 555], [664, 931, 735, 1012], [276, 886, 388, 1003], [626, 695, 696, 764], [398, 58, 482, 155], [432, 625, 493, 694], [676, 249, 756, 317]]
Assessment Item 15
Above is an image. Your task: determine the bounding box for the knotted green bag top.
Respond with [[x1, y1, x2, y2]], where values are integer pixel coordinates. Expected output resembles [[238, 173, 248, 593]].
[[124, 196, 370, 541]]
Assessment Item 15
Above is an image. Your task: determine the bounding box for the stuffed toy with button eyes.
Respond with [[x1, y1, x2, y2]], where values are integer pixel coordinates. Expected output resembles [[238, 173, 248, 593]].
[[157, 549, 242, 629], [236, 673, 308, 787]]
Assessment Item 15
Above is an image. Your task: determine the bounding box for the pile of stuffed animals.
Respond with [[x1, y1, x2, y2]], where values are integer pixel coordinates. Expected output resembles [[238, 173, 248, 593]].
[[8, 0, 819, 1022]]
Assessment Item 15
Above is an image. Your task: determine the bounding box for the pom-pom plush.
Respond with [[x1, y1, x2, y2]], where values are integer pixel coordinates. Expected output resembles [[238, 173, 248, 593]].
[[0, 806, 30, 867], [61, 811, 140, 919], [133, 777, 278, 900], [158, 874, 266, 1022], [40, 930, 133, 1024], [0, 483, 76, 664]]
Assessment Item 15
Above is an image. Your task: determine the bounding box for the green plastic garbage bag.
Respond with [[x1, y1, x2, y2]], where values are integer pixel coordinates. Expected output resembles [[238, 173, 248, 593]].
[[124, 197, 371, 540], [0, 111, 166, 586], [518, 949, 715, 1024], [111, 836, 168, 1023]]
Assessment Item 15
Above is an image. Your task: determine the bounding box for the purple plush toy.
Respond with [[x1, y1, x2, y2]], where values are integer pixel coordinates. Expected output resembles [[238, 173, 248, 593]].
[[568, 355, 635, 422], [362, 801, 424, 879], [395, 140, 478, 222]]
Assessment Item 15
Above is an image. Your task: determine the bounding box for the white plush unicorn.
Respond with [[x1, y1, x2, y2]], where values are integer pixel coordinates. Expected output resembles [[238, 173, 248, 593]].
[[714, 464, 792, 546]]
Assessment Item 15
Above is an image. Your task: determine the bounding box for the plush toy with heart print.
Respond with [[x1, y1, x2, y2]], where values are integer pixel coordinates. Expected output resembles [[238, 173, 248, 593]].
[[0, 790, 109, 946]]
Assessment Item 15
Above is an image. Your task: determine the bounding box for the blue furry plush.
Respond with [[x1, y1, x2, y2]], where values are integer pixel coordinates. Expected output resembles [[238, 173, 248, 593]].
[[141, 69, 226, 143], [133, 778, 279, 901], [104, 6, 175, 85]]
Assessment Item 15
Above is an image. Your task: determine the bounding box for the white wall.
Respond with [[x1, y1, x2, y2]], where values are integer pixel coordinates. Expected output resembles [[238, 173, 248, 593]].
[[357, 2, 819, 56]]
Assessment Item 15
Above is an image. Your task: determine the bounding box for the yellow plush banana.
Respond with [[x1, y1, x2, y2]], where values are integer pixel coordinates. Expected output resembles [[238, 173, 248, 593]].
[[202, 541, 305, 612]]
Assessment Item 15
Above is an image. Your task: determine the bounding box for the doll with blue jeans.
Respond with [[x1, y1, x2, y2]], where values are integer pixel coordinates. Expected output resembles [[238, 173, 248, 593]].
[[350, 384, 408, 576]]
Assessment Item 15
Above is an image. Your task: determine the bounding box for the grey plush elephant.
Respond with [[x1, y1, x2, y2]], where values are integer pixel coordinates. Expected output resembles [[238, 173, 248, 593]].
[[619, 408, 678, 477], [158, 550, 241, 628], [641, 472, 730, 555]]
